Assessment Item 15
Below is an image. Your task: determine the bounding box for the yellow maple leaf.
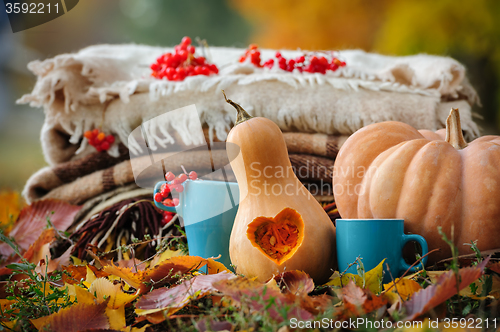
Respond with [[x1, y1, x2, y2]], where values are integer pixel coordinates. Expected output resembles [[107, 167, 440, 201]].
[[0, 191, 24, 234], [150, 249, 184, 267], [88, 277, 140, 309], [383, 277, 422, 302], [325, 259, 385, 294]]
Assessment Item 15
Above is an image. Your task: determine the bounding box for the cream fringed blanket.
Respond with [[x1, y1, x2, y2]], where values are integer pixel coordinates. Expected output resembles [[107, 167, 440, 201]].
[[18, 44, 481, 169]]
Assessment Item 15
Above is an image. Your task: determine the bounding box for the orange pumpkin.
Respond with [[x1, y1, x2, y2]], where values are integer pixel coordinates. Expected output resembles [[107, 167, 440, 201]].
[[333, 108, 500, 263], [224, 92, 336, 283]]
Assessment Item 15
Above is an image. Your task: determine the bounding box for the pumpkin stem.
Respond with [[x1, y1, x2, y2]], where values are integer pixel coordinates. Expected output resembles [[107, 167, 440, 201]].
[[445, 108, 468, 150], [222, 90, 253, 126]]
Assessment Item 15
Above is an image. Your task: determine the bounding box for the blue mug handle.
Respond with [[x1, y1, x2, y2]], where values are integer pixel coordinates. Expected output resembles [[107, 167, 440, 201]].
[[153, 181, 179, 214], [400, 234, 428, 273]]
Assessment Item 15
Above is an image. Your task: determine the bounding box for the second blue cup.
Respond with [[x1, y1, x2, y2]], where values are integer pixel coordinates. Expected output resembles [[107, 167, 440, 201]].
[[336, 219, 428, 283]]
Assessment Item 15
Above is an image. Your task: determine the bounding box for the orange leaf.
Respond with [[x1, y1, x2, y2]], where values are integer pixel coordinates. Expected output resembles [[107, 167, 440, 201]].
[[140, 255, 207, 292], [103, 255, 207, 293], [102, 262, 144, 290], [0, 199, 81, 258], [23, 228, 56, 265], [247, 207, 305, 265], [136, 271, 235, 322], [34, 301, 109, 331], [403, 257, 490, 320], [0, 191, 24, 234], [274, 270, 314, 296], [207, 258, 231, 274], [62, 265, 110, 285]]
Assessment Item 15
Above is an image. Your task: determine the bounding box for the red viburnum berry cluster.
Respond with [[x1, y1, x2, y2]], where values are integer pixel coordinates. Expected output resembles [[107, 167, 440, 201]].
[[84, 129, 115, 152], [154, 170, 198, 206], [240, 45, 346, 73], [150, 36, 219, 81]]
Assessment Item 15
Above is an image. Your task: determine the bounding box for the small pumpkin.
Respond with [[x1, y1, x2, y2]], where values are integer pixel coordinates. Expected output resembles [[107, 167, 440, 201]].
[[333, 108, 500, 262], [224, 92, 336, 284]]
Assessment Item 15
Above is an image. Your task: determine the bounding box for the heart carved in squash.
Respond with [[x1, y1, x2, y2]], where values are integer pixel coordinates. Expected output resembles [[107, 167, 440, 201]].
[[246, 207, 305, 265]]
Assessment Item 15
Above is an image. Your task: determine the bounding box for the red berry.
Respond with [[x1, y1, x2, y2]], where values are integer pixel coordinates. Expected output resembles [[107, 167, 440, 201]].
[[188, 46, 195, 54], [163, 198, 174, 207], [174, 184, 184, 193], [105, 135, 115, 143], [160, 184, 170, 197], [172, 198, 179, 206], [296, 56, 305, 63], [194, 66, 203, 75], [171, 178, 180, 185], [239, 55, 246, 63], [162, 213, 173, 225], [186, 65, 195, 76], [181, 36, 192, 46], [209, 64, 219, 74], [200, 66, 210, 75], [165, 172, 175, 181], [189, 171, 198, 180], [95, 146, 103, 152], [275, 52, 282, 58], [154, 192, 163, 202], [178, 174, 187, 183], [92, 128, 99, 137], [100, 141, 110, 151], [84, 130, 93, 139], [263, 59, 274, 69]]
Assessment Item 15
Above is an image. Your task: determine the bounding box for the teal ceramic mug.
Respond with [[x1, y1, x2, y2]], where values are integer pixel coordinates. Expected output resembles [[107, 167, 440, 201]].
[[336, 219, 428, 283], [154, 180, 239, 270]]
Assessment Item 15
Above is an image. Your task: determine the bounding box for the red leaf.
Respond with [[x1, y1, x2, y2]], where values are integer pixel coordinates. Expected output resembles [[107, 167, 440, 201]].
[[488, 261, 500, 274], [213, 276, 313, 322], [0, 199, 81, 257], [136, 271, 235, 323], [403, 257, 490, 320], [274, 270, 314, 296], [196, 318, 234, 332], [34, 301, 109, 331], [341, 281, 388, 318]]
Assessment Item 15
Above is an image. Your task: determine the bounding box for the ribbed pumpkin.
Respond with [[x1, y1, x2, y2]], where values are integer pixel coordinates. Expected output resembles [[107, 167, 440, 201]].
[[224, 92, 336, 283], [333, 108, 500, 263]]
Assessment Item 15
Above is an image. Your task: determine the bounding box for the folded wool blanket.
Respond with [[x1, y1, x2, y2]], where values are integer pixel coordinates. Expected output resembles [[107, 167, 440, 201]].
[[18, 44, 480, 166], [26, 150, 337, 205], [24, 132, 346, 203]]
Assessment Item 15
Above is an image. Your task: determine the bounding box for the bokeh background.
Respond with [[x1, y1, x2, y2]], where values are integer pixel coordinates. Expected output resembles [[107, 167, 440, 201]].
[[0, 0, 499, 192]]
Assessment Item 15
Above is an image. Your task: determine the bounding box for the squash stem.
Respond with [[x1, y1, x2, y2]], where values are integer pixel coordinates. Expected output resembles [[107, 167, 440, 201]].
[[445, 108, 468, 150], [222, 90, 253, 125]]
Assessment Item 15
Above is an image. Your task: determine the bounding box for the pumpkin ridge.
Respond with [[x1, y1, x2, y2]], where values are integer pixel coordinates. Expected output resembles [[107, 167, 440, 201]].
[[369, 139, 430, 218], [392, 140, 436, 219], [401, 141, 452, 237]]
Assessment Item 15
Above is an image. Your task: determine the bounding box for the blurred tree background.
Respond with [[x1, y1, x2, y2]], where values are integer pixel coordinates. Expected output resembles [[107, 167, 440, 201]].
[[0, 0, 499, 191]]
